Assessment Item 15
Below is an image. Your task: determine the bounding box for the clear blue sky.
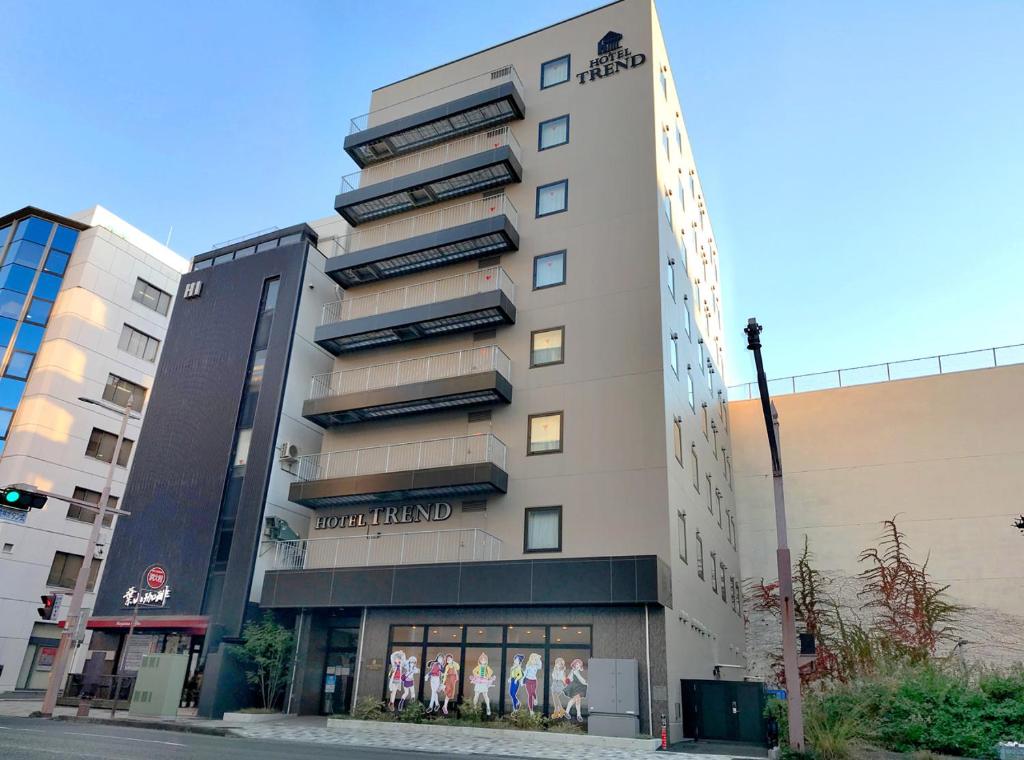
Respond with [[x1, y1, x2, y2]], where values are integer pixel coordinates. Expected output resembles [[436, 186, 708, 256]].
[[2, 1, 1021, 384]]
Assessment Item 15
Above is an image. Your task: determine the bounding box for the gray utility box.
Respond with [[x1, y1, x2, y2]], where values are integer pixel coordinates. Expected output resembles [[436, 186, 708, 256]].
[[129, 653, 189, 718], [587, 658, 640, 738]]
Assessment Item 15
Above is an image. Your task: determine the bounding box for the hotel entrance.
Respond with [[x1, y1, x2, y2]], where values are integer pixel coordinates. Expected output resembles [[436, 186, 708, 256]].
[[322, 625, 359, 715]]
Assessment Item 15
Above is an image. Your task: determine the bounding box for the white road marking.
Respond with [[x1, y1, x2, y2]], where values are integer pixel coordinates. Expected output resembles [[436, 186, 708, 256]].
[[0, 724, 187, 747]]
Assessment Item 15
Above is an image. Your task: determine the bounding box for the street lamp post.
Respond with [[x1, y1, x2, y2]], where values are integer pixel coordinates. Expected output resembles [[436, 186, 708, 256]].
[[744, 318, 804, 750], [40, 397, 138, 717]]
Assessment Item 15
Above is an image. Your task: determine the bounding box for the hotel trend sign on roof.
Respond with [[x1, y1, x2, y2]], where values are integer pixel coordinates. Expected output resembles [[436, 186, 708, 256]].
[[578, 31, 646, 85]]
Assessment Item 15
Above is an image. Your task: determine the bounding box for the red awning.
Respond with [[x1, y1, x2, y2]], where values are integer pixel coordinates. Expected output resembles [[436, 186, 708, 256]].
[[85, 616, 208, 635]]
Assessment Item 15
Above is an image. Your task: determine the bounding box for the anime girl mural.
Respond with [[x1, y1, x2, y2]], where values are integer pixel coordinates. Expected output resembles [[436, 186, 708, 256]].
[[387, 650, 406, 709], [507, 653, 525, 712], [565, 658, 588, 722], [522, 653, 543, 713], [469, 652, 496, 715], [549, 657, 568, 718], [441, 654, 460, 715], [398, 655, 419, 710], [426, 654, 444, 713]]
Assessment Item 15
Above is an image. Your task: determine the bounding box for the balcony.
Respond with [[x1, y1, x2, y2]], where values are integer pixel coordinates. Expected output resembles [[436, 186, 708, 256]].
[[345, 65, 525, 168], [315, 266, 515, 354], [303, 345, 513, 426], [268, 529, 503, 571], [335, 127, 522, 225], [324, 194, 519, 287], [288, 433, 508, 507]]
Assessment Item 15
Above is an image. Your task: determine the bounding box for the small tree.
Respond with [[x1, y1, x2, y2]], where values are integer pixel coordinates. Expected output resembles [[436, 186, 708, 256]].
[[231, 612, 294, 710]]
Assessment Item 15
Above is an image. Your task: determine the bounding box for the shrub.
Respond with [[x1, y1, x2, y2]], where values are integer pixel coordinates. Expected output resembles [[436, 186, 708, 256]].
[[353, 697, 391, 721], [455, 701, 487, 724], [501, 709, 545, 731], [396, 699, 427, 723], [546, 719, 584, 734], [228, 612, 294, 710], [804, 699, 861, 760]]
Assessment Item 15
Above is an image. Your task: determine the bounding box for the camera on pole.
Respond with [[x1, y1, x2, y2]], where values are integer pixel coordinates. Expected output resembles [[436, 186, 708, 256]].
[[1, 484, 48, 511]]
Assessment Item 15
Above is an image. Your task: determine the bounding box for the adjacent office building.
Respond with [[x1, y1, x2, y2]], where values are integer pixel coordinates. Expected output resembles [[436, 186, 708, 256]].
[[92, 0, 745, 740], [0, 205, 187, 692]]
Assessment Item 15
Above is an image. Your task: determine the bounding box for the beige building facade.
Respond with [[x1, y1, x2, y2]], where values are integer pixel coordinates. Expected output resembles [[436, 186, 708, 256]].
[[730, 357, 1024, 675]]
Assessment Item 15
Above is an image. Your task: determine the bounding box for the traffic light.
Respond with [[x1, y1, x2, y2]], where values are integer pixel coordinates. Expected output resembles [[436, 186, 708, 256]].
[[38, 594, 57, 620], [1, 485, 47, 511]]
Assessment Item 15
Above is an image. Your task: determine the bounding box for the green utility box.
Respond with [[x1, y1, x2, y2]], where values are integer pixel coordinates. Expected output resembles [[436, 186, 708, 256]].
[[129, 653, 189, 718]]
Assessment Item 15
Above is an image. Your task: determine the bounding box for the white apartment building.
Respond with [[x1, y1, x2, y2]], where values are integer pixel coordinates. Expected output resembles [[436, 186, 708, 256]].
[[0, 205, 187, 692]]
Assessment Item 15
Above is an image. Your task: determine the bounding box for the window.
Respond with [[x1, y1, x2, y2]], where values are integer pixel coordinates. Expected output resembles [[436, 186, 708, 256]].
[[712, 425, 719, 456], [118, 324, 160, 362], [710, 551, 718, 592], [698, 341, 706, 375], [726, 509, 734, 545], [47, 551, 100, 591], [538, 115, 569, 150], [67, 487, 118, 527], [696, 532, 705, 580], [716, 489, 723, 526], [663, 194, 673, 226], [675, 125, 683, 153], [678, 178, 686, 214], [85, 428, 134, 467], [702, 404, 709, 438], [660, 70, 668, 99], [540, 55, 570, 89], [691, 446, 699, 490], [677, 511, 688, 563], [687, 372, 695, 410], [528, 412, 563, 455], [524, 506, 562, 552], [707, 475, 713, 513], [669, 334, 678, 376], [663, 131, 670, 160], [530, 327, 564, 367], [132, 278, 171, 316], [666, 258, 675, 298], [683, 302, 691, 337], [102, 374, 147, 410], [233, 428, 252, 468], [533, 251, 565, 289], [673, 418, 683, 464], [720, 564, 728, 602], [536, 180, 568, 217], [723, 448, 728, 477]]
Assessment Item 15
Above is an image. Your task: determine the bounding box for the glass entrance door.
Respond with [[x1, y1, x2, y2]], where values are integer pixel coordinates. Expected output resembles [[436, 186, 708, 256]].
[[322, 627, 359, 715]]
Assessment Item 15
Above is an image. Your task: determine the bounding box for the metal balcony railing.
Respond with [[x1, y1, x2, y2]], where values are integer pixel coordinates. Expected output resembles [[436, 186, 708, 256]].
[[269, 528, 503, 570], [349, 65, 523, 134], [321, 266, 514, 325], [340, 126, 521, 193], [727, 343, 1024, 400], [325, 194, 518, 257], [308, 345, 511, 401], [294, 433, 508, 483]]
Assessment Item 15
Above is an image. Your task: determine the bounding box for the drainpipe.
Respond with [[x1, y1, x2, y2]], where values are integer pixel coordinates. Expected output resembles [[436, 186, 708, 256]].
[[286, 610, 305, 715], [644, 604, 654, 736], [350, 607, 368, 715]]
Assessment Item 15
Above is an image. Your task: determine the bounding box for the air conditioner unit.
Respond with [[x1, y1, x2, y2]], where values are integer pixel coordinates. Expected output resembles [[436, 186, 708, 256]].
[[94, 545, 107, 560], [279, 443, 299, 463]]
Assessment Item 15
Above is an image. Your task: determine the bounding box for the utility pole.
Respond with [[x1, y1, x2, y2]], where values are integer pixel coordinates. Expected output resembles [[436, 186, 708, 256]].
[[744, 318, 803, 750], [41, 398, 136, 717]]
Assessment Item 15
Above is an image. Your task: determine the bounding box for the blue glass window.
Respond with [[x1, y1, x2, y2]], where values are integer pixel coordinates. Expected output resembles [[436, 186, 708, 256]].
[[13, 217, 54, 245], [14, 322, 44, 352], [0, 409, 12, 438], [0, 265, 36, 294], [5, 351, 33, 380], [44, 250, 70, 275], [33, 272, 62, 301], [0, 225, 11, 250], [25, 299, 52, 326], [0, 318, 15, 347], [0, 290, 26, 320], [0, 378, 26, 408], [4, 240, 45, 269], [50, 226, 79, 253]]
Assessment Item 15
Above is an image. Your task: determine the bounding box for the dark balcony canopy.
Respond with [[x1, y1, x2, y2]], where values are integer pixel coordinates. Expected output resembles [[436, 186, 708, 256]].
[[345, 82, 525, 168], [315, 288, 516, 355], [335, 147, 522, 226], [288, 461, 508, 508], [304, 369, 513, 427], [261, 555, 672, 609], [328, 213, 519, 288]]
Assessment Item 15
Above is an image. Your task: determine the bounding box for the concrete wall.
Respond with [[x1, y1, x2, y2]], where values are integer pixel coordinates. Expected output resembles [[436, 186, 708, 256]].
[[731, 363, 1024, 673]]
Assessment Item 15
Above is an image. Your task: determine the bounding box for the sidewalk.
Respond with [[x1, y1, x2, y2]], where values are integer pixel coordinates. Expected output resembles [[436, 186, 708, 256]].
[[0, 698, 760, 760]]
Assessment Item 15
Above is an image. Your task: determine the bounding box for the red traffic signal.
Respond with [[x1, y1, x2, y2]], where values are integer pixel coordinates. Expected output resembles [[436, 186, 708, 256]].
[[2, 485, 47, 512], [38, 594, 57, 620]]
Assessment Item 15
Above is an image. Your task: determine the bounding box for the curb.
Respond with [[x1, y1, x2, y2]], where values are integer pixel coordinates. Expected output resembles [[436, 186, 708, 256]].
[[45, 714, 234, 737]]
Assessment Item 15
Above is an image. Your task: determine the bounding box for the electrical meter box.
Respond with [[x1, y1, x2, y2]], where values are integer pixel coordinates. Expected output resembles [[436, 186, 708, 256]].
[[129, 653, 189, 718], [587, 658, 640, 738]]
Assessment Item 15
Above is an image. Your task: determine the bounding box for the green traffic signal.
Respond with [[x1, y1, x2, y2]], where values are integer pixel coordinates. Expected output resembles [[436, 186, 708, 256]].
[[1, 485, 47, 511], [4, 490, 20, 504]]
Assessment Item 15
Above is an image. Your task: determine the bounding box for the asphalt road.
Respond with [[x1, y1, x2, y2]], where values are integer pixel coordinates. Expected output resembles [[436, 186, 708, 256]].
[[0, 716, 517, 760]]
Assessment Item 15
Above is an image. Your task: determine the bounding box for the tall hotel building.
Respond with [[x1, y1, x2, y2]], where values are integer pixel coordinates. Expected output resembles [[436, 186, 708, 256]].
[[91, 0, 743, 739], [0, 205, 186, 692]]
